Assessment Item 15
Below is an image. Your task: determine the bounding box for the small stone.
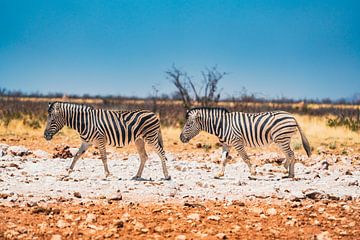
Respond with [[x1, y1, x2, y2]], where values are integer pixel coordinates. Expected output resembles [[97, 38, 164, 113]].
[[207, 215, 220, 221], [315, 231, 331, 240], [176, 235, 186, 240], [187, 213, 201, 221], [141, 228, 149, 233], [56, 219, 69, 228], [215, 233, 227, 239], [113, 220, 124, 228], [8, 146, 29, 156], [250, 207, 263, 215], [73, 192, 82, 198], [86, 213, 97, 223], [50, 235, 62, 240], [109, 191, 122, 201], [134, 221, 145, 231], [266, 208, 277, 216]]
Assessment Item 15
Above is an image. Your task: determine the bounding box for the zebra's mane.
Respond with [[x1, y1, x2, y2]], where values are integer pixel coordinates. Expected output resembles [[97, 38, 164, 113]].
[[48, 102, 95, 113], [186, 107, 230, 119]]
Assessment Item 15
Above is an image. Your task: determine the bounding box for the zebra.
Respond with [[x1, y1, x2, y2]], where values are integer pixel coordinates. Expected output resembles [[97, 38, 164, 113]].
[[44, 102, 171, 180], [180, 107, 311, 178]]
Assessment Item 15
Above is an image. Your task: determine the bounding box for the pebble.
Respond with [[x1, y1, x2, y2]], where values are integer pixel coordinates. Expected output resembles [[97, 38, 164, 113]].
[[215, 233, 227, 239], [207, 215, 220, 221], [266, 208, 277, 216], [315, 231, 331, 240], [51, 234, 62, 240], [56, 220, 69, 228], [175, 235, 187, 240], [187, 213, 201, 221]]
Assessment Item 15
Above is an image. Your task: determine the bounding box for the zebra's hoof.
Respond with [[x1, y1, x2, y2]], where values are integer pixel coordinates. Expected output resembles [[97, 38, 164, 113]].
[[131, 176, 142, 181], [162, 176, 171, 181], [248, 175, 257, 180], [214, 173, 224, 179], [282, 174, 294, 179]]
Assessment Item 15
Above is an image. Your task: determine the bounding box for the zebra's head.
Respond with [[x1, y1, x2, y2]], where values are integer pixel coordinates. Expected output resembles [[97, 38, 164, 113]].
[[44, 102, 65, 141], [180, 110, 202, 143]]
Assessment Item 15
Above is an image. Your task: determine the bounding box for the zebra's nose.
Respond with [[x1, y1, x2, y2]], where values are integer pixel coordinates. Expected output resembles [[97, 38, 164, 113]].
[[44, 132, 52, 141], [180, 133, 188, 143]]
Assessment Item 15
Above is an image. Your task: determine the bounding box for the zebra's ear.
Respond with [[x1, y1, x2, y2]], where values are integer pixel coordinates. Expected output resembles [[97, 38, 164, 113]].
[[48, 102, 52, 107]]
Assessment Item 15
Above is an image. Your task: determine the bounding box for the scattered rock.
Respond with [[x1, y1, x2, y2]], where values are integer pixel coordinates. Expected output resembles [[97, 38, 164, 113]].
[[73, 192, 82, 198], [207, 215, 220, 221], [321, 161, 329, 170], [8, 146, 29, 156], [86, 213, 97, 223], [50, 234, 62, 240], [215, 233, 227, 239], [250, 207, 263, 215], [109, 191, 122, 201], [315, 231, 331, 240], [176, 235, 187, 240], [56, 219, 69, 228], [113, 220, 124, 228], [0, 193, 11, 199], [187, 213, 201, 221], [266, 208, 277, 216], [53, 146, 73, 159], [303, 190, 327, 200]]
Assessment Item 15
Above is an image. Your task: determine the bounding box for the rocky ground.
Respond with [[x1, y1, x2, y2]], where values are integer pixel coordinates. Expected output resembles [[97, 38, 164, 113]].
[[1, 143, 359, 239]]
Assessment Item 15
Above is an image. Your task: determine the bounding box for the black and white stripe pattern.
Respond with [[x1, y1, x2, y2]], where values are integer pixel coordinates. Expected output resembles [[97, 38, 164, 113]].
[[44, 102, 170, 179], [180, 107, 311, 178]]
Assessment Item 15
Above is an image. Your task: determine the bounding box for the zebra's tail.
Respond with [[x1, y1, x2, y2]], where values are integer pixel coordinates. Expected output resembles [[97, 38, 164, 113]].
[[295, 118, 312, 157]]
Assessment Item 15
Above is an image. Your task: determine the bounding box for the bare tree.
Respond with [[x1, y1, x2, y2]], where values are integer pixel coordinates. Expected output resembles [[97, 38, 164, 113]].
[[166, 65, 226, 108], [165, 66, 192, 109], [200, 66, 226, 106]]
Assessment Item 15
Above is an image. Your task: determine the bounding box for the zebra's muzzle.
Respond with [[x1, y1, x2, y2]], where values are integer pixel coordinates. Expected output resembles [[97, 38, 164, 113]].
[[44, 132, 53, 141], [180, 133, 189, 143]]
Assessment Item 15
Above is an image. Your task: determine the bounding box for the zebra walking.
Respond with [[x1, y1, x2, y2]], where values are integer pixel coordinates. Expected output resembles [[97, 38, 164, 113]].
[[44, 102, 171, 180], [180, 107, 311, 178]]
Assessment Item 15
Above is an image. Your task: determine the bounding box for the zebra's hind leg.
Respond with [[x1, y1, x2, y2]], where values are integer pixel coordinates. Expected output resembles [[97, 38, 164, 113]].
[[146, 135, 171, 180], [214, 144, 230, 179], [132, 139, 148, 180], [275, 139, 295, 178], [67, 141, 91, 174], [234, 143, 256, 177], [97, 140, 112, 178]]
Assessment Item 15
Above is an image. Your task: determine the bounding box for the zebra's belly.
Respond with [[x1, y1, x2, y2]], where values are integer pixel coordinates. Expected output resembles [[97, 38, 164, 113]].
[[242, 136, 273, 148]]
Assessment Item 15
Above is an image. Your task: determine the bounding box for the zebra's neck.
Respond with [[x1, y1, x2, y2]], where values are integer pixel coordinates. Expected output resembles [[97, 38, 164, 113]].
[[62, 104, 93, 134], [200, 110, 226, 137]]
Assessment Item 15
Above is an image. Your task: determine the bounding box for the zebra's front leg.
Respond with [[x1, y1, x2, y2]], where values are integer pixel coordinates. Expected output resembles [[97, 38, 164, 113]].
[[214, 144, 230, 179], [66, 141, 91, 174], [235, 144, 256, 177]]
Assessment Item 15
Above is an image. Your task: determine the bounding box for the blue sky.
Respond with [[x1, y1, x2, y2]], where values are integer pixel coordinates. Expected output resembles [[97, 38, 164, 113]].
[[0, 0, 359, 100]]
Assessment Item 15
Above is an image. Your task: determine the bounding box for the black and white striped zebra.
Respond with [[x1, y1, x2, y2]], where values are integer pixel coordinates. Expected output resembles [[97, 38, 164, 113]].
[[180, 107, 311, 178], [44, 102, 171, 180]]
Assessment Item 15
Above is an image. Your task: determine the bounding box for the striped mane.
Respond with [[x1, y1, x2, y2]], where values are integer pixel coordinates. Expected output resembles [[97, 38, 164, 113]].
[[186, 107, 230, 119], [48, 102, 94, 113]]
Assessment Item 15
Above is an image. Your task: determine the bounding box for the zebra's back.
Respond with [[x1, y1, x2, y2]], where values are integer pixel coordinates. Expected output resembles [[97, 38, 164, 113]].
[[230, 111, 297, 147], [94, 109, 160, 147]]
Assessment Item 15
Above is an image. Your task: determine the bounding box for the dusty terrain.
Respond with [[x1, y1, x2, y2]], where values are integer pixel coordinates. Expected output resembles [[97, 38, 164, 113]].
[[1, 121, 360, 239]]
